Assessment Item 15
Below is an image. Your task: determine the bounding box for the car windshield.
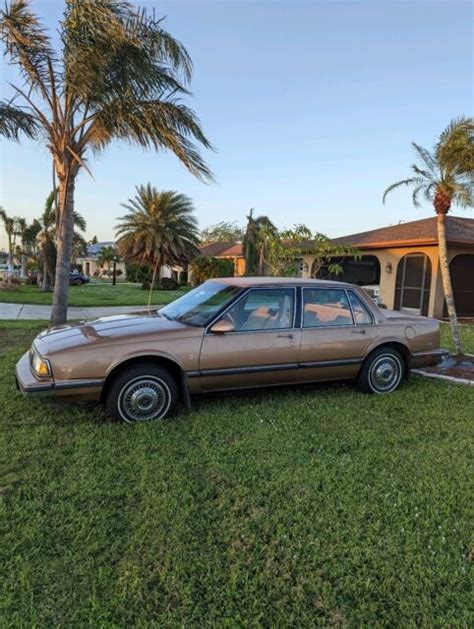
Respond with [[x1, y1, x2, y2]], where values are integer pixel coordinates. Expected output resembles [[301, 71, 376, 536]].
[[159, 282, 242, 327]]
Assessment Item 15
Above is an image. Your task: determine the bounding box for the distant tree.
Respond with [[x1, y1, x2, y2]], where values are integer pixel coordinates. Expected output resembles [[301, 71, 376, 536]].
[[261, 224, 358, 278], [383, 117, 474, 354], [243, 210, 278, 275], [0, 0, 212, 324], [116, 185, 200, 306], [97, 245, 117, 273], [37, 191, 87, 292], [0, 208, 19, 276], [201, 221, 244, 243], [15, 217, 41, 278]]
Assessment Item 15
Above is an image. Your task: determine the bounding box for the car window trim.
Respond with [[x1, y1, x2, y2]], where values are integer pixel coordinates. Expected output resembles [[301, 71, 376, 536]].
[[205, 286, 297, 335], [300, 287, 356, 329]]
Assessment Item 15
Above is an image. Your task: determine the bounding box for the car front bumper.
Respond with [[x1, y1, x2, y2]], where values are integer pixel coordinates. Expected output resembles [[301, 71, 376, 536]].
[[15, 351, 103, 400]]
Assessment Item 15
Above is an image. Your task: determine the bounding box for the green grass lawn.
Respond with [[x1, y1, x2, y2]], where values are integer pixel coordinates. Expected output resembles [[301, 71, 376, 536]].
[[440, 321, 474, 354], [0, 283, 189, 307], [1, 321, 473, 626]]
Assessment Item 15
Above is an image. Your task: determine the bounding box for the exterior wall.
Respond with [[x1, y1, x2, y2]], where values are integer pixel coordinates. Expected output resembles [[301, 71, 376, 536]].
[[303, 244, 473, 319], [76, 258, 126, 278]]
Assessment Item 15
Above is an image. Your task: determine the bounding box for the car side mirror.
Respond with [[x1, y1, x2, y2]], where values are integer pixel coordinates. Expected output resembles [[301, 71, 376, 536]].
[[209, 319, 235, 334]]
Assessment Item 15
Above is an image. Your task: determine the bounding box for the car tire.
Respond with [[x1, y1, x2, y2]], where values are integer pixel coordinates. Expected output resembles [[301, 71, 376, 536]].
[[357, 347, 405, 394], [106, 364, 178, 423], [73, 278, 82, 286]]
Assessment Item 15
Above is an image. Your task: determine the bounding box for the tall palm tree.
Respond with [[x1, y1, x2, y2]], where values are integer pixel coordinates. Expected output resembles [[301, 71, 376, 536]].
[[37, 191, 87, 292], [383, 117, 474, 354], [0, 1, 212, 325], [116, 185, 199, 306]]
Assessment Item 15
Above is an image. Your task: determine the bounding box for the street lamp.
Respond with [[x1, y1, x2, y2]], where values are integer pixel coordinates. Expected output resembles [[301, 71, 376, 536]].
[[112, 255, 118, 286]]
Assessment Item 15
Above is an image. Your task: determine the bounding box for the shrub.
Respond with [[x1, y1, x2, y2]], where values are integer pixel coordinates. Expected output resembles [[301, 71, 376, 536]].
[[190, 256, 234, 286], [160, 277, 178, 290], [0, 279, 20, 292], [115, 269, 123, 276], [125, 262, 151, 283]]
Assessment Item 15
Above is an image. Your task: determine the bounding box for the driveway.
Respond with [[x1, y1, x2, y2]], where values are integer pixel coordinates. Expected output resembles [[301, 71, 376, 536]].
[[0, 303, 153, 320]]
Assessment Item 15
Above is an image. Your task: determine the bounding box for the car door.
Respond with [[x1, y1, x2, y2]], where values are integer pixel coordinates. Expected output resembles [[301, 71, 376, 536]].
[[199, 287, 300, 391], [297, 287, 380, 383]]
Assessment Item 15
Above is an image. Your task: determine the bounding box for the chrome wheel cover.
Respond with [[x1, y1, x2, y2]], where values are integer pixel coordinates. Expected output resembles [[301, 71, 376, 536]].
[[368, 355, 402, 393], [118, 376, 171, 422]]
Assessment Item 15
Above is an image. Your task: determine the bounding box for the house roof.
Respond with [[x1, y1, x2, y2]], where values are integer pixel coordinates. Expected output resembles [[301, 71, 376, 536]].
[[85, 241, 116, 258], [199, 241, 244, 257], [332, 216, 474, 249]]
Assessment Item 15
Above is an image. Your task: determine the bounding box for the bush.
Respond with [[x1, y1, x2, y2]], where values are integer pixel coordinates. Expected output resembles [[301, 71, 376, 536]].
[[160, 277, 178, 290], [125, 262, 151, 283], [25, 274, 39, 286], [190, 256, 234, 286], [0, 279, 20, 292], [140, 277, 178, 291], [115, 269, 123, 276]]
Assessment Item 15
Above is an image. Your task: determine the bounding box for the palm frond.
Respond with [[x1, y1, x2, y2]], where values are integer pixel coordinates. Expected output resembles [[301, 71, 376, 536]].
[[0, 0, 55, 95], [411, 142, 438, 177], [382, 177, 424, 203], [0, 100, 38, 140], [88, 98, 213, 181]]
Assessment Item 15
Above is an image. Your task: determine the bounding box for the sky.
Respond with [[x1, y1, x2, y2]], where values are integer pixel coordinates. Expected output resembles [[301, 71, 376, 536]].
[[0, 0, 473, 250]]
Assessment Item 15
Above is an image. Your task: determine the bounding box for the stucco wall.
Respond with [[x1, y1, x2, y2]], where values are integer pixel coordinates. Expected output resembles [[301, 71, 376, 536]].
[[302, 244, 474, 319]]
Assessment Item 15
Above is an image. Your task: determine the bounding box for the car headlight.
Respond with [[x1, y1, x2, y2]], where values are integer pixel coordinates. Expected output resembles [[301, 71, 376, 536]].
[[31, 349, 52, 377]]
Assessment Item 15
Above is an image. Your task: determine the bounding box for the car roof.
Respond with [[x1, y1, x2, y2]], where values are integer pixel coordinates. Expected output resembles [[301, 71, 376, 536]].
[[211, 276, 354, 288]]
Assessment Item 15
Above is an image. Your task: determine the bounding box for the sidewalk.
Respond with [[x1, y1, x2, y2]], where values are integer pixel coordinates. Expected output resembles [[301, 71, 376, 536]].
[[0, 303, 152, 321]]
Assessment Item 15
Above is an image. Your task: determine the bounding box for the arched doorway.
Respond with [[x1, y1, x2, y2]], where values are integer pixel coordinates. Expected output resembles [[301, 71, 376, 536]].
[[394, 253, 431, 316], [312, 255, 380, 286], [444, 254, 474, 317]]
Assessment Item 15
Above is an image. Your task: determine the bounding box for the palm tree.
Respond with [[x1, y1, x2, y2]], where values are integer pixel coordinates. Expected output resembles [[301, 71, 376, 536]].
[[97, 245, 117, 275], [0, 1, 212, 325], [0, 207, 18, 276], [116, 185, 200, 306], [37, 191, 87, 292], [243, 210, 278, 275], [16, 217, 41, 278], [383, 117, 474, 354]]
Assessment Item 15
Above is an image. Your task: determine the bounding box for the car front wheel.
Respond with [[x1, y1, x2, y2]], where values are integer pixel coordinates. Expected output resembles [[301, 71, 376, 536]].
[[106, 364, 178, 423], [357, 347, 405, 394]]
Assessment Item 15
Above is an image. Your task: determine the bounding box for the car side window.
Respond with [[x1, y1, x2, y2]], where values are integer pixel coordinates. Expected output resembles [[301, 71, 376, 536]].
[[347, 291, 373, 325], [224, 289, 295, 331], [303, 288, 353, 328]]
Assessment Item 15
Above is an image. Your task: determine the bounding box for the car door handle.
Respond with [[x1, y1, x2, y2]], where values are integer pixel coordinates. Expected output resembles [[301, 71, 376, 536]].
[[351, 329, 366, 335], [277, 333, 294, 339]]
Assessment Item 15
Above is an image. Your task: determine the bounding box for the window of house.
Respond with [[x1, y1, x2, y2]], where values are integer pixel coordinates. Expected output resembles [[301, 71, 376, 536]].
[[303, 288, 353, 327]]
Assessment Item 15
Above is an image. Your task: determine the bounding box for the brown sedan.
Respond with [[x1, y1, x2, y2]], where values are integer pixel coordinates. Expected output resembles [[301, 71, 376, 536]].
[[16, 278, 447, 423]]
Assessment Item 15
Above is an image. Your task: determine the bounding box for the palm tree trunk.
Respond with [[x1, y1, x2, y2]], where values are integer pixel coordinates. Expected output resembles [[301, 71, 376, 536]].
[[148, 258, 160, 308], [42, 257, 51, 292], [20, 254, 27, 279], [51, 175, 76, 325], [437, 213, 462, 354], [258, 246, 265, 275]]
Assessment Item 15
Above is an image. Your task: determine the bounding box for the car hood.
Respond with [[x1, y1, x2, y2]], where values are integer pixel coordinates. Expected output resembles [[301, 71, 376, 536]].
[[34, 310, 201, 355]]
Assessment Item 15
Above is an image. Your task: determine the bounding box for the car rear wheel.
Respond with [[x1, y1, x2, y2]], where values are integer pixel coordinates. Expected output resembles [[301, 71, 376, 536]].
[[106, 364, 178, 423], [357, 347, 405, 394]]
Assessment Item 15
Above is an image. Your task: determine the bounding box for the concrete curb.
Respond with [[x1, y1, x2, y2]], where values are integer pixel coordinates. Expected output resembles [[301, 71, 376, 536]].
[[412, 369, 474, 387]]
